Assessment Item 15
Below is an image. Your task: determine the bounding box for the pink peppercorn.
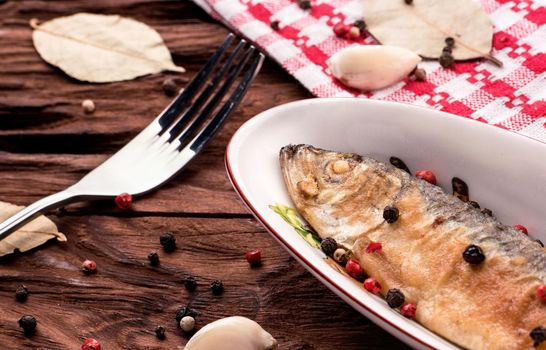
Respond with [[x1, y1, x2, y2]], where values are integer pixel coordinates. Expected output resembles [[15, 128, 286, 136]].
[[366, 242, 382, 253], [345, 259, 363, 279], [333, 23, 349, 37], [82, 260, 97, 274], [400, 303, 416, 319], [513, 224, 528, 235], [82, 338, 101, 350], [245, 249, 262, 267], [537, 284, 546, 302], [363, 277, 382, 294], [115, 192, 132, 210], [415, 170, 437, 185]]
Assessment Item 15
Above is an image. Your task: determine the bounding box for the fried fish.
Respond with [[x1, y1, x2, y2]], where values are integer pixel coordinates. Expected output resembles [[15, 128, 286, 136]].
[[280, 144, 546, 350]]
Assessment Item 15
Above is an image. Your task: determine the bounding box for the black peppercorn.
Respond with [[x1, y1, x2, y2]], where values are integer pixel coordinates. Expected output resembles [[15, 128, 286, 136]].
[[296, 0, 311, 10], [15, 284, 29, 302], [162, 78, 178, 97], [354, 19, 367, 31], [184, 276, 197, 291], [481, 208, 493, 217], [18, 315, 36, 335], [270, 20, 280, 31], [386, 289, 405, 308], [530, 326, 546, 347], [155, 325, 166, 340], [210, 280, 224, 295], [463, 244, 485, 264], [469, 201, 480, 209], [175, 306, 197, 323], [383, 205, 399, 223], [452, 177, 469, 202], [536, 239, 545, 248], [160, 232, 176, 252], [404, 0, 413, 4], [445, 37, 455, 48], [148, 251, 160, 266], [442, 46, 453, 53], [320, 237, 338, 256], [439, 52, 455, 68], [389, 157, 411, 173]]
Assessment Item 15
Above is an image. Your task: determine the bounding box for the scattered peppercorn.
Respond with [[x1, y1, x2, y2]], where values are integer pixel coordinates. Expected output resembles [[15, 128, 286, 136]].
[[481, 208, 493, 216], [389, 157, 411, 173], [347, 26, 361, 40], [400, 303, 416, 319], [296, 0, 311, 10], [513, 224, 528, 235], [18, 315, 36, 335], [383, 205, 399, 223], [366, 242, 382, 253], [81, 338, 101, 350], [180, 316, 195, 332], [462, 244, 485, 264], [363, 277, 382, 294], [333, 248, 348, 266], [82, 259, 97, 274], [333, 23, 349, 38], [160, 232, 176, 252], [404, 0, 413, 4], [386, 289, 405, 308], [15, 284, 29, 302], [536, 239, 545, 248], [413, 68, 427, 81], [345, 259, 364, 279], [155, 325, 166, 340], [148, 251, 160, 266], [537, 284, 546, 302], [320, 237, 338, 256], [211, 280, 224, 295], [82, 99, 95, 114], [354, 20, 366, 31], [445, 37, 455, 48], [530, 326, 546, 347], [162, 78, 178, 97], [452, 177, 469, 202], [469, 201, 480, 209], [115, 192, 132, 210], [442, 46, 453, 54], [245, 249, 262, 267], [439, 52, 455, 68], [175, 306, 197, 323], [184, 276, 197, 291], [415, 170, 436, 185], [270, 20, 280, 31]]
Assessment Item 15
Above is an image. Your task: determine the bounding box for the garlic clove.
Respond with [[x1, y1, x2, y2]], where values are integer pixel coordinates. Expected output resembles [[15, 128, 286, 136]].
[[327, 45, 421, 91], [183, 316, 278, 350]]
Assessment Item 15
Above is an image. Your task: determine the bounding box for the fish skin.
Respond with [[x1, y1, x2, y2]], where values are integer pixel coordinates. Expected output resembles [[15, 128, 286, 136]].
[[280, 144, 546, 350]]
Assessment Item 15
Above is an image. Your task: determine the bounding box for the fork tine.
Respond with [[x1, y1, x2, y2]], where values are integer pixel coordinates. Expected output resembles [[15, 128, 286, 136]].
[[169, 46, 256, 147], [157, 33, 235, 133], [165, 39, 247, 142], [180, 51, 265, 153]]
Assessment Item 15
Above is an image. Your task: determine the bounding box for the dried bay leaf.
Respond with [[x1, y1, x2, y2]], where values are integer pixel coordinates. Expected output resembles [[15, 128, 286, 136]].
[[31, 13, 185, 83], [363, 0, 497, 63], [0, 201, 66, 256]]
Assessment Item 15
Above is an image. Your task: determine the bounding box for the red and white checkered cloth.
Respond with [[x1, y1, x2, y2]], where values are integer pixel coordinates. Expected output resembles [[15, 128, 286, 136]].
[[193, 0, 546, 142]]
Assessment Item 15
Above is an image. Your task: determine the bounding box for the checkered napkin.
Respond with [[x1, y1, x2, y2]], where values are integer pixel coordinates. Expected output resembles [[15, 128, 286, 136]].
[[193, 0, 546, 142]]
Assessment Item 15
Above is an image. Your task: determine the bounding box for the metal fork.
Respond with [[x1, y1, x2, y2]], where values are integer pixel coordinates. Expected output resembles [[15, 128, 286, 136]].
[[0, 34, 264, 241]]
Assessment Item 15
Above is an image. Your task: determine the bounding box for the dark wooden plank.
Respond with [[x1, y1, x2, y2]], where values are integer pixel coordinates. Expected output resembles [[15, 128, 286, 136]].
[[0, 216, 408, 349]]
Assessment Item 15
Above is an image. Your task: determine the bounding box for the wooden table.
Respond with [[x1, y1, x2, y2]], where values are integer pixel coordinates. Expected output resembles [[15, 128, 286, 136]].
[[0, 1, 409, 349]]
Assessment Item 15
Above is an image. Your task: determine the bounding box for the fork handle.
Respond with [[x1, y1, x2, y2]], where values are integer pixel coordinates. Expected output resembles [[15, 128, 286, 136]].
[[0, 190, 78, 241]]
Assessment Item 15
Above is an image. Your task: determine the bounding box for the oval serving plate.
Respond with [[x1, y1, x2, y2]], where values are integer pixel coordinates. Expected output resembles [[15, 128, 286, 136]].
[[225, 98, 546, 350]]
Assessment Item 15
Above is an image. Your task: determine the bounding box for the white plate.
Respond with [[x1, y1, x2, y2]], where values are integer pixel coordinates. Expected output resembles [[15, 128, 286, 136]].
[[225, 98, 546, 350]]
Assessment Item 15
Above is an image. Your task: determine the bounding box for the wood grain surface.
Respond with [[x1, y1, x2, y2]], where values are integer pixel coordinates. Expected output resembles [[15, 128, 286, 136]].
[[0, 1, 409, 349]]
